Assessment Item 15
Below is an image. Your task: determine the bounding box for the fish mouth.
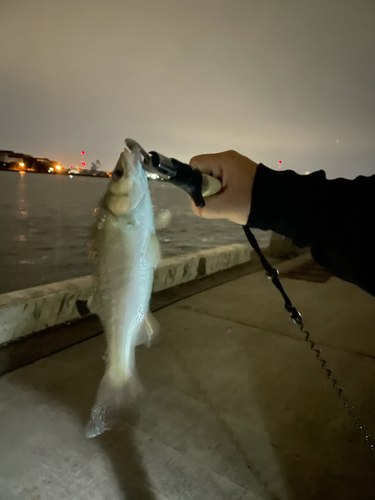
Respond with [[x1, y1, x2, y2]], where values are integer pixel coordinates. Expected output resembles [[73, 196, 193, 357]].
[[111, 151, 129, 182], [112, 168, 124, 180], [125, 138, 152, 173]]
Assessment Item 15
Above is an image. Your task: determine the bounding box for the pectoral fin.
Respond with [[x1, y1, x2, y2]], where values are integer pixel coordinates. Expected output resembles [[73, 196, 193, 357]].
[[146, 232, 161, 269], [136, 311, 160, 347]]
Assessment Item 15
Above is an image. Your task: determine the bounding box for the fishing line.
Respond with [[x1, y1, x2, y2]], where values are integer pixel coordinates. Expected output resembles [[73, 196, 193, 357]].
[[242, 225, 375, 457]]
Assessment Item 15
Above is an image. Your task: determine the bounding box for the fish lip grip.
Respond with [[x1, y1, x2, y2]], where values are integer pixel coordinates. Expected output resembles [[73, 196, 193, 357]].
[[149, 151, 206, 208], [125, 138, 221, 208]]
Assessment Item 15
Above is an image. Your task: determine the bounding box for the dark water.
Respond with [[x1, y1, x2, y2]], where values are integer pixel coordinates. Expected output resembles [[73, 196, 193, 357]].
[[0, 171, 270, 294]]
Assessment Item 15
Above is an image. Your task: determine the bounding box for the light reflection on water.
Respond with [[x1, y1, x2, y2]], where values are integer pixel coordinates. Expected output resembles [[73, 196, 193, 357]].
[[0, 172, 270, 294], [16, 171, 28, 220]]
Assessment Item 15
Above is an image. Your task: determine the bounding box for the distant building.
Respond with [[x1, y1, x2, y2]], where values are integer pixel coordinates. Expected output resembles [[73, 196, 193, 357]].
[[0, 150, 26, 168], [0, 150, 109, 176], [0, 151, 17, 163], [0, 150, 57, 172], [34, 157, 57, 173]]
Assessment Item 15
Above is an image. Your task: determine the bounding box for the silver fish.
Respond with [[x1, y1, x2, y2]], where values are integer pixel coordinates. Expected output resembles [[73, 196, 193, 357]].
[[86, 138, 160, 438]]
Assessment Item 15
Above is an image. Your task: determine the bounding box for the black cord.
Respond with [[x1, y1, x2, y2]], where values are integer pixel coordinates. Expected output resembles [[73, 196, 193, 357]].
[[243, 226, 302, 325], [242, 226, 375, 457]]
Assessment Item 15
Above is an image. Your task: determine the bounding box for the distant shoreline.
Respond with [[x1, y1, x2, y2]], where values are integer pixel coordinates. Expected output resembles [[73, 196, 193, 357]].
[[0, 168, 110, 178], [0, 168, 165, 181]]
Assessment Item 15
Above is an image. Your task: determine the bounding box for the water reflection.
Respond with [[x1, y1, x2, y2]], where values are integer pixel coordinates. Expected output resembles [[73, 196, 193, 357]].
[[16, 172, 28, 220], [0, 173, 270, 294]]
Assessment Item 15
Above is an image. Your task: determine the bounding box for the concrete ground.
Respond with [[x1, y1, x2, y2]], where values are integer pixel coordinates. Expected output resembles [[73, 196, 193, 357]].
[[1, 253, 375, 500]]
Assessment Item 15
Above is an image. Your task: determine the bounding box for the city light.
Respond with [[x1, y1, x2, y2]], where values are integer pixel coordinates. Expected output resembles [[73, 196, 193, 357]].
[[56, 165, 62, 170], [19, 162, 25, 167]]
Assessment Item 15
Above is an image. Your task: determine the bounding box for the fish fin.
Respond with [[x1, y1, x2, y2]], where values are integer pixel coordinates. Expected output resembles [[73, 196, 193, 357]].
[[136, 311, 160, 347], [85, 371, 142, 439], [147, 232, 161, 268]]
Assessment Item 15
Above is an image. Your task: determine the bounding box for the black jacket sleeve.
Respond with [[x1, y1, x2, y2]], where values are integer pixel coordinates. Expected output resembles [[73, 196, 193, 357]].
[[246, 163, 375, 296]]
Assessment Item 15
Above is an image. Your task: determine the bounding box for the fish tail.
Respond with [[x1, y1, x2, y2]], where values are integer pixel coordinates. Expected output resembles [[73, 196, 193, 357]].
[[85, 369, 142, 438]]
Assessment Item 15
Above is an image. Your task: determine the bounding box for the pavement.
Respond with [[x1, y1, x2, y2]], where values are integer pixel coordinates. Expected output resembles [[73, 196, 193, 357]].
[[0, 253, 375, 500]]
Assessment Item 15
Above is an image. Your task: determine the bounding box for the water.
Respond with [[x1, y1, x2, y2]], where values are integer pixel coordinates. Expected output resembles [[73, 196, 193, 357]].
[[0, 171, 270, 294]]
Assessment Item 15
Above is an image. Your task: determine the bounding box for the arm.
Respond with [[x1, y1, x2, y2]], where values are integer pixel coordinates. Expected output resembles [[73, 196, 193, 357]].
[[247, 164, 375, 296], [189, 151, 375, 296]]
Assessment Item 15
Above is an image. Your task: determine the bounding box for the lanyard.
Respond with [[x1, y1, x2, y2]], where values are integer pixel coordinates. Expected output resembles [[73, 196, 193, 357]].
[[243, 226, 375, 457]]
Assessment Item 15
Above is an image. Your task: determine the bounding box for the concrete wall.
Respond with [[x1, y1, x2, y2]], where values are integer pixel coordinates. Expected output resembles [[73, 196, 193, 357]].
[[0, 243, 254, 346], [0, 233, 301, 347]]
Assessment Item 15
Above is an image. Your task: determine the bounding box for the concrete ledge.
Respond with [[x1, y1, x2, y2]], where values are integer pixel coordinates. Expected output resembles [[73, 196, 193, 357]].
[[153, 243, 252, 292], [0, 243, 255, 346], [0, 276, 93, 346]]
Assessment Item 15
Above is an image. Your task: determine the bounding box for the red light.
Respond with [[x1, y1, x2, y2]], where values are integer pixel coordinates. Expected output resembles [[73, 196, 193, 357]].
[[81, 151, 85, 155], [278, 160, 282, 164], [70, 166, 73, 168], [81, 162, 86, 166]]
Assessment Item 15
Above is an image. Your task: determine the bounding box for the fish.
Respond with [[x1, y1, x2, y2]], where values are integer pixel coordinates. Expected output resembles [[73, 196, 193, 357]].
[[85, 138, 160, 438]]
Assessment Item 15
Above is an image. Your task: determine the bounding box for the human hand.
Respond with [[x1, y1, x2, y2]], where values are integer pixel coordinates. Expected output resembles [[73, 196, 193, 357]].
[[189, 150, 258, 225]]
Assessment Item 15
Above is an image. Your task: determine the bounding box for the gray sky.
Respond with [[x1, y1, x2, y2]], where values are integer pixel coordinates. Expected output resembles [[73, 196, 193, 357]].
[[1, 0, 374, 178]]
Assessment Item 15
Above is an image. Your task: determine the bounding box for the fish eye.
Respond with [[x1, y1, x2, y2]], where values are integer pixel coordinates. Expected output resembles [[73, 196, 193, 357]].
[[113, 169, 124, 179]]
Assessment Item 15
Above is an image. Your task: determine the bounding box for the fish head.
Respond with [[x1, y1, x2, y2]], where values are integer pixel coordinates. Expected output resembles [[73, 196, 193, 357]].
[[106, 140, 147, 216]]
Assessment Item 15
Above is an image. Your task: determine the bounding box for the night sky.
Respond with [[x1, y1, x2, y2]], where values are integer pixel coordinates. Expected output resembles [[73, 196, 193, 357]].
[[1, 0, 374, 178]]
